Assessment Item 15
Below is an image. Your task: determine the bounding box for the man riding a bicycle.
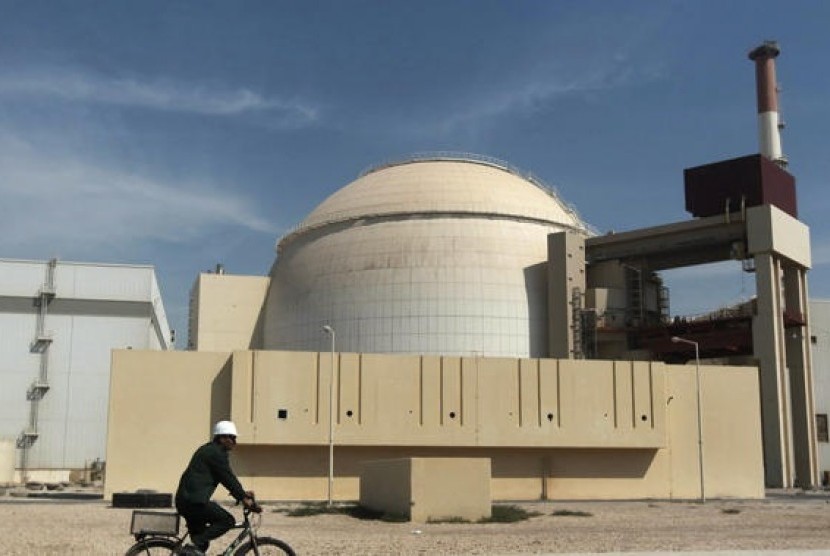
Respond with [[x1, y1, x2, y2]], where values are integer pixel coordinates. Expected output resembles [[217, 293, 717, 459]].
[[175, 420, 259, 555]]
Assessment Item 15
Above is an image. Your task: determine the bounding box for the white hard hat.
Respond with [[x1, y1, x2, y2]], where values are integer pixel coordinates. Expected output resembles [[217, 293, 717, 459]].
[[213, 420, 238, 437]]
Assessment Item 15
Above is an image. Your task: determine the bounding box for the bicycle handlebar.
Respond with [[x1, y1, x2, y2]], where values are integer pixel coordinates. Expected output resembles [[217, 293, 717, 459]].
[[245, 504, 263, 514], [238, 493, 263, 514]]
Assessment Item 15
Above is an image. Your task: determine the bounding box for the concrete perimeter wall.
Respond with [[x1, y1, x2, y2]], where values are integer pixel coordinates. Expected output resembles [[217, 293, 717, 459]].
[[105, 350, 232, 495], [105, 350, 764, 501]]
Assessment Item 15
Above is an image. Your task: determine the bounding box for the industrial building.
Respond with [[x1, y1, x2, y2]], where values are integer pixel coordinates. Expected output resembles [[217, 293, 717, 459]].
[[0, 259, 171, 483], [104, 152, 772, 503], [103, 41, 821, 501]]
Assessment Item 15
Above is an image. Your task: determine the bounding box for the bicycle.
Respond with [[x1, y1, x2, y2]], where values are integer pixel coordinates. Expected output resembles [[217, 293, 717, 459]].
[[125, 501, 296, 556]]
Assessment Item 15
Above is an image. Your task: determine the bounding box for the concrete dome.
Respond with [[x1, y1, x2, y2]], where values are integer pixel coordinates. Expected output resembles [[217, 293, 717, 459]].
[[264, 154, 589, 357], [297, 156, 584, 233]]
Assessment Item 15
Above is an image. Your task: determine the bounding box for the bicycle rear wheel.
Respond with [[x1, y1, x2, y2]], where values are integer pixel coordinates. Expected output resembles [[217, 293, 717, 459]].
[[233, 536, 296, 556], [124, 537, 178, 555]]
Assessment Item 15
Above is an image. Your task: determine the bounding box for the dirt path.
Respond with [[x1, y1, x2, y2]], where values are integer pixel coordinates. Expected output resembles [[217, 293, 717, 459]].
[[2, 494, 830, 555]]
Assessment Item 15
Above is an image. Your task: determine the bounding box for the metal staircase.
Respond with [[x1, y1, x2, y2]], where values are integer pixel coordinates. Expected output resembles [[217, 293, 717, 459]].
[[17, 258, 57, 480]]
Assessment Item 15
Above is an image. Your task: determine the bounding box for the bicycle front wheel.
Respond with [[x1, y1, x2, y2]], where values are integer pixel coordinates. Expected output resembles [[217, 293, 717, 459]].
[[124, 537, 178, 555], [233, 536, 296, 556]]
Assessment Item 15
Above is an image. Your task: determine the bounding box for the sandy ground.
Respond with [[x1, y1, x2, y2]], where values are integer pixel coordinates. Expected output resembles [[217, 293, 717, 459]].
[[2, 493, 830, 555]]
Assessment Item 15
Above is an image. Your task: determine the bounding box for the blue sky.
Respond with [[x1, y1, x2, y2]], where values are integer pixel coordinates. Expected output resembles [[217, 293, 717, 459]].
[[1, 1, 828, 345]]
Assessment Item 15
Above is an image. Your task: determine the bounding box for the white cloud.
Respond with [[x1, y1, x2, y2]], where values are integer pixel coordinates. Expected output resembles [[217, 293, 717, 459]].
[[0, 69, 318, 125], [416, 52, 663, 138], [0, 135, 277, 255], [403, 8, 670, 138], [439, 72, 606, 132]]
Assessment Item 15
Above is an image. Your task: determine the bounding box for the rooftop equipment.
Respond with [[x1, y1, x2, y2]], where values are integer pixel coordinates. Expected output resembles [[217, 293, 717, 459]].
[[683, 154, 797, 218]]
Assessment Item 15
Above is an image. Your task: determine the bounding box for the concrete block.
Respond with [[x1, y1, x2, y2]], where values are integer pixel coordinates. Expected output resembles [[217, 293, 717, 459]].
[[360, 457, 491, 522]]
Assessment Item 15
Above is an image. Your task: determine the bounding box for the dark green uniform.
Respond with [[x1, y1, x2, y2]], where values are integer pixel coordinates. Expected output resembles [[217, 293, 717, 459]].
[[175, 441, 246, 551], [176, 441, 246, 504]]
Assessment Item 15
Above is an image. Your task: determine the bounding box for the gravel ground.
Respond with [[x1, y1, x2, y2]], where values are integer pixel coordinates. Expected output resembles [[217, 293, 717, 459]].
[[2, 494, 830, 555]]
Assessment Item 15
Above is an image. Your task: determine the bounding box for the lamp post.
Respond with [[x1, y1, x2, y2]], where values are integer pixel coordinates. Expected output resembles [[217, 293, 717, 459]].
[[672, 335, 705, 503], [322, 325, 336, 507]]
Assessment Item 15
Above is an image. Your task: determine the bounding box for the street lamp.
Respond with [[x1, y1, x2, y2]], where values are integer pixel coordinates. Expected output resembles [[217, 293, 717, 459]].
[[322, 325, 336, 506], [672, 335, 705, 503]]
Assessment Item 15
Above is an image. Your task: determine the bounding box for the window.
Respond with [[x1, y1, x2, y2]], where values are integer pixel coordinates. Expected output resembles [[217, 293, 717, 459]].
[[817, 414, 829, 443], [811, 335, 818, 345]]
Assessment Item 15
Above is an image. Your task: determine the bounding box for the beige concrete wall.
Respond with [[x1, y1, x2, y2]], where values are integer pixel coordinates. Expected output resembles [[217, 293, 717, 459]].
[[105, 350, 764, 501], [105, 350, 232, 496], [360, 458, 491, 522], [229, 445, 662, 501], [652, 364, 764, 499], [233, 352, 665, 449], [707, 366, 766, 496], [189, 274, 270, 351]]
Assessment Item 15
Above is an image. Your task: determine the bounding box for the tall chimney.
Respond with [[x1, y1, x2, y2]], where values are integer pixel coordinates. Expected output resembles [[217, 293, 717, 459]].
[[748, 41, 786, 168]]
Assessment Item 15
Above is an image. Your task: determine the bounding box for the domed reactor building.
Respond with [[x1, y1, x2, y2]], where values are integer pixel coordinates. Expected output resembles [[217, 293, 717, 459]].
[[263, 154, 589, 358]]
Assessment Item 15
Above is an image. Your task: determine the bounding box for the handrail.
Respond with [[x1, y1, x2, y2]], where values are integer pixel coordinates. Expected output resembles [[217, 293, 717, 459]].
[[358, 151, 516, 177]]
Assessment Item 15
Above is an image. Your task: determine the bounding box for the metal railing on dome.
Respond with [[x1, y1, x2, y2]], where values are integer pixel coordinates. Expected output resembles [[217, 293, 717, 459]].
[[358, 151, 516, 177], [359, 152, 591, 232]]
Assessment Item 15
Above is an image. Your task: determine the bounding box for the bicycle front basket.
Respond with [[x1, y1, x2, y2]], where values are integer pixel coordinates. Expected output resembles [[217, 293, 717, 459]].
[[130, 510, 180, 536]]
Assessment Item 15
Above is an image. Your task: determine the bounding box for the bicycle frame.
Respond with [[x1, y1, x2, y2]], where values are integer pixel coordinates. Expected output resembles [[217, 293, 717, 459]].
[[219, 510, 259, 556], [129, 506, 261, 555]]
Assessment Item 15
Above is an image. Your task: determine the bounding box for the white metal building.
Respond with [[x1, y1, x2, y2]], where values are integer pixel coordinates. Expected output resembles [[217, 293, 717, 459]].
[[811, 299, 830, 483], [0, 258, 171, 481], [263, 154, 590, 358]]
